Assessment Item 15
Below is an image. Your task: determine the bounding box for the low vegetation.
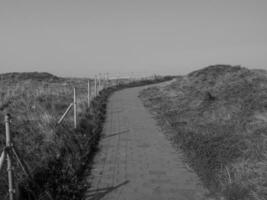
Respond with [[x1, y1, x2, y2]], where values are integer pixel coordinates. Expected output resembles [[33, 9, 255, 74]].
[[0, 72, 172, 200], [0, 73, 91, 199], [140, 65, 267, 200]]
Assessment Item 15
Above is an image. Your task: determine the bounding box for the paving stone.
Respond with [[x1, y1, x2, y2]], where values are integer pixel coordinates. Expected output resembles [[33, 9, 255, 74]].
[[85, 83, 209, 200]]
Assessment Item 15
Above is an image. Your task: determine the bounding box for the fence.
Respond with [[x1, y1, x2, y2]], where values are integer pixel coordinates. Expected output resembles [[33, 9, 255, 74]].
[[0, 73, 163, 200], [0, 73, 116, 200]]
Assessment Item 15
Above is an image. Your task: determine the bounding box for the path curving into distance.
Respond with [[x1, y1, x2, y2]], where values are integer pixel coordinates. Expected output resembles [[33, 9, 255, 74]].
[[85, 82, 208, 200]]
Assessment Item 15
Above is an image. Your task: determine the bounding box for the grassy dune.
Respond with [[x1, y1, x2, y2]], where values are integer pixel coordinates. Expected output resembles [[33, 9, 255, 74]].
[[0, 73, 97, 199], [140, 65, 267, 200]]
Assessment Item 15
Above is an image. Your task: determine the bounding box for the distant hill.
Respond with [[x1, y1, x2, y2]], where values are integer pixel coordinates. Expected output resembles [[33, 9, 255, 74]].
[[186, 65, 267, 95], [0, 72, 60, 82], [188, 64, 244, 77], [188, 65, 248, 88]]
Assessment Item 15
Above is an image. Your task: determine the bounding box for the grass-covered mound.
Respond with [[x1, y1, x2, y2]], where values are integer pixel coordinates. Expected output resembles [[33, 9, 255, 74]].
[[140, 65, 267, 200]]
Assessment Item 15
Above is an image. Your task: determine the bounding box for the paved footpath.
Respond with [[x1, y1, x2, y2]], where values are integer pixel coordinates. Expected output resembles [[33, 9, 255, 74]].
[[85, 83, 208, 200]]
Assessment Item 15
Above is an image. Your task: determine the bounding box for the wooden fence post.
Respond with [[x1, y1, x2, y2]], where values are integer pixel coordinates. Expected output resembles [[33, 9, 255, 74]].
[[87, 80, 91, 107], [105, 73, 108, 88], [5, 114, 15, 200], [101, 74, 104, 90], [94, 75, 97, 97], [73, 88, 77, 128], [98, 74, 101, 92], [98, 74, 100, 93], [103, 74, 106, 89]]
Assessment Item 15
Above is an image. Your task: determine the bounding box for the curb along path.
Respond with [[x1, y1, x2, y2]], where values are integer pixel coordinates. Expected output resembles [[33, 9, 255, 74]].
[[85, 83, 207, 200]]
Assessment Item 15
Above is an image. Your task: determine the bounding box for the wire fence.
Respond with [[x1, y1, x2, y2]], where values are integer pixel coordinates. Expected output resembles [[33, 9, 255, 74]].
[[0, 74, 162, 200], [0, 74, 115, 200]]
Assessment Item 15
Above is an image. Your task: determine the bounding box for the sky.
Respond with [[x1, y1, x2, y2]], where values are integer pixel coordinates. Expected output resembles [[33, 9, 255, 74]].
[[0, 0, 267, 77]]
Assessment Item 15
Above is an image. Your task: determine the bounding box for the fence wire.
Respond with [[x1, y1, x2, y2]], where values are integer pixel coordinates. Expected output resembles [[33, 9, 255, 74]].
[[0, 78, 101, 199]]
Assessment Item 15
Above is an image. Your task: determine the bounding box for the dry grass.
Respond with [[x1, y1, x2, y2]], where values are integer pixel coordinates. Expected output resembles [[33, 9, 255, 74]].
[[0, 74, 94, 199], [140, 65, 267, 200]]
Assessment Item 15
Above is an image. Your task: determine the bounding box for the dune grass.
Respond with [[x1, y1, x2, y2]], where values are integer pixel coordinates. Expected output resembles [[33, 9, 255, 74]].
[[0, 76, 96, 199], [140, 65, 267, 200]]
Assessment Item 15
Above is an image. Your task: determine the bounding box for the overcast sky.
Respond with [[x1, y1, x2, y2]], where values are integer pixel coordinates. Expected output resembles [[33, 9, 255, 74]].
[[0, 0, 267, 77]]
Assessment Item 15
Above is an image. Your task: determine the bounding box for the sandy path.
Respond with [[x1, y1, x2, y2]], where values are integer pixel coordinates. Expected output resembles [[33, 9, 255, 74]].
[[85, 83, 207, 200]]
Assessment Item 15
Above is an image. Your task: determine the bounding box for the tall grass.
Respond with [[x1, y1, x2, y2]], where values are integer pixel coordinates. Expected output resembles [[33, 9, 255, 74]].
[[0, 78, 92, 199], [140, 65, 267, 200]]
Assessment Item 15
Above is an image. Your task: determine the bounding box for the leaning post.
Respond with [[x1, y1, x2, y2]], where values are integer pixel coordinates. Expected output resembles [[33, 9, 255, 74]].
[[5, 114, 15, 200]]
